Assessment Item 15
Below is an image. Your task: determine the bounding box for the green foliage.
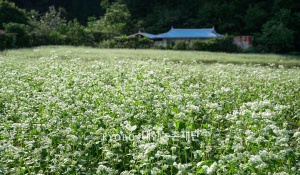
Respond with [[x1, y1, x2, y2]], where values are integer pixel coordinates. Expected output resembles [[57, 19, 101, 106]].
[[64, 20, 95, 46], [100, 0, 110, 10], [153, 44, 166, 50], [0, 0, 28, 29], [1, 0, 299, 53], [173, 41, 189, 50], [86, 16, 105, 42], [0, 30, 15, 50], [101, 36, 153, 49], [210, 36, 241, 52], [137, 37, 153, 48], [29, 6, 67, 46], [256, 20, 294, 53], [48, 31, 66, 45], [191, 36, 241, 53], [243, 4, 268, 34], [3, 22, 30, 48], [39, 6, 66, 33], [98, 39, 117, 48], [98, 2, 131, 39], [191, 40, 208, 51]]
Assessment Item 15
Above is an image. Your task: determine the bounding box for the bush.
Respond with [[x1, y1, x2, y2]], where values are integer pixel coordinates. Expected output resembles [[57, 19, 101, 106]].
[[112, 36, 153, 49], [99, 40, 117, 48], [63, 20, 95, 46], [0, 30, 15, 50], [209, 36, 241, 52], [28, 6, 68, 46], [91, 31, 105, 43], [137, 37, 153, 48], [173, 41, 189, 50], [153, 44, 166, 50], [191, 36, 241, 53], [191, 40, 208, 51], [3, 22, 30, 48], [255, 21, 294, 53], [49, 31, 66, 45], [29, 32, 50, 46]]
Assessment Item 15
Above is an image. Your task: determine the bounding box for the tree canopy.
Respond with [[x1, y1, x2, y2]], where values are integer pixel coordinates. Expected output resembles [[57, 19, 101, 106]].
[[1, 0, 300, 53]]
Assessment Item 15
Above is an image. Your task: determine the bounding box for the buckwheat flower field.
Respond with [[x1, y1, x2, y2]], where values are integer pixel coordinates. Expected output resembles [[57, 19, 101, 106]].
[[0, 47, 299, 174]]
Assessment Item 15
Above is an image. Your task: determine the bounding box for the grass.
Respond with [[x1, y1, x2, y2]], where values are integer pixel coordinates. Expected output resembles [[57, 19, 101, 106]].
[[0, 46, 299, 174], [1, 46, 300, 67]]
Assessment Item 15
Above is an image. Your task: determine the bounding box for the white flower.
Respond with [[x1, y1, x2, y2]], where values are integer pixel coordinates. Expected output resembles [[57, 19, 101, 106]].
[[202, 162, 217, 175], [293, 132, 300, 138], [171, 146, 177, 152], [196, 161, 203, 167], [67, 135, 78, 142], [151, 167, 160, 175]]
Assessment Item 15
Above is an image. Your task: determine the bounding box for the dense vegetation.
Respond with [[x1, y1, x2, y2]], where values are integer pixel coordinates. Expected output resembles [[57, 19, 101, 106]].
[[0, 46, 300, 174], [1, 0, 300, 52]]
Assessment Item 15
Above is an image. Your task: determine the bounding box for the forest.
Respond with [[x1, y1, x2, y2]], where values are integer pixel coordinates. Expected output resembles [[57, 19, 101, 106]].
[[1, 0, 300, 53]]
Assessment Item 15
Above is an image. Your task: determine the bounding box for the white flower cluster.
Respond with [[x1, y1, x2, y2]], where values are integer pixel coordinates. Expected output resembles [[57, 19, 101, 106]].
[[0, 47, 299, 174]]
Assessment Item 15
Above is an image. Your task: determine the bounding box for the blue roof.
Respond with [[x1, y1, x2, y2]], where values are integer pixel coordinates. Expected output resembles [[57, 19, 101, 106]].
[[155, 28, 222, 39]]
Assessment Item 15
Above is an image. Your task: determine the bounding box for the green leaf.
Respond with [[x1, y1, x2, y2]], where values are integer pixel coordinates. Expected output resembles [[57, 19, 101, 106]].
[[20, 167, 26, 174], [202, 124, 209, 129], [197, 168, 204, 174], [248, 166, 255, 172], [31, 129, 37, 135]]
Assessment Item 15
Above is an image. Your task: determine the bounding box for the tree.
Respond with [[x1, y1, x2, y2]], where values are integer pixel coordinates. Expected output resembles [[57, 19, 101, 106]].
[[64, 19, 94, 46], [0, 30, 15, 50], [28, 6, 67, 46], [256, 21, 294, 53], [0, 0, 28, 29], [256, 9, 295, 53], [98, 2, 131, 38], [39, 6, 66, 34], [4, 22, 30, 47], [243, 4, 268, 34]]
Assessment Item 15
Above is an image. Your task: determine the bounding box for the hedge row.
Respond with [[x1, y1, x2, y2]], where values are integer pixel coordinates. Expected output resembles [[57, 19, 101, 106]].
[[99, 36, 153, 49], [173, 35, 242, 53]]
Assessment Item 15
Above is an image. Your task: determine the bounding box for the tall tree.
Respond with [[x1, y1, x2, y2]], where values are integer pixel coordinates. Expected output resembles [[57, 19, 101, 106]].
[[97, 2, 131, 38], [0, 0, 28, 29]]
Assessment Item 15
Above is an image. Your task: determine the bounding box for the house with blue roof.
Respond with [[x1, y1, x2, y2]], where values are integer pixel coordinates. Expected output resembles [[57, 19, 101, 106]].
[[131, 27, 222, 46]]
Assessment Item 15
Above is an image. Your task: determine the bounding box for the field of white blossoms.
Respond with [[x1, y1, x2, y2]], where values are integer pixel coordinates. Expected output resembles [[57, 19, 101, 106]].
[[0, 47, 299, 174]]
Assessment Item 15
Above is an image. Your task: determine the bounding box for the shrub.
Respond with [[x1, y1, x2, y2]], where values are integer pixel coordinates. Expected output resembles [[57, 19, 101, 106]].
[[28, 6, 67, 46], [0, 30, 15, 50], [191, 36, 241, 53], [137, 37, 153, 48], [256, 21, 294, 53], [29, 32, 50, 46], [153, 44, 166, 50], [91, 31, 105, 43], [173, 41, 188, 50], [191, 40, 208, 51], [113, 36, 153, 49], [3, 22, 30, 48], [63, 20, 95, 46], [209, 36, 241, 52], [99, 40, 117, 48], [49, 31, 66, 45]]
